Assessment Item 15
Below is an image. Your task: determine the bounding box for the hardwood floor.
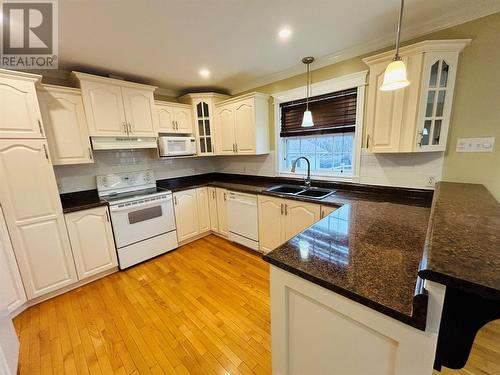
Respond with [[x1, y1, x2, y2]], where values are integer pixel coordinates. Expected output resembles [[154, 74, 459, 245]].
[[13, 234, 499, 375], [14, 235, 271, 375]]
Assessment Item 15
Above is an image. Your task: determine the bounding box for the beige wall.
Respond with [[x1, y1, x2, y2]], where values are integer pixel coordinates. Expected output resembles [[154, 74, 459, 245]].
[[239, 12, 500, 200]]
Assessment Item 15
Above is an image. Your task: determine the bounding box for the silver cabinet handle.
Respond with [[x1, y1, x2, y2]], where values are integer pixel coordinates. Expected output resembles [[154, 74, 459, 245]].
[[123, 122, 127, 134], [174, 196, 177, 205], [128, 123, 132, 134], [212, 190, 216, 199], [235, 143, 238, 152], [280, 203, 284, 215], [42, 144, 49, 160], [176, 121, 179, 130], [88, 147, 93, 160], [38, 119, 44, 136], [284, 204, 288, 216], [223, 192, 227, 201]]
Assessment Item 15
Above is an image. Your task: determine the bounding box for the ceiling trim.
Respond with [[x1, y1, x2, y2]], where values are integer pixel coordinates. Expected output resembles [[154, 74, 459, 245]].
[[229, 4, 500, 95]]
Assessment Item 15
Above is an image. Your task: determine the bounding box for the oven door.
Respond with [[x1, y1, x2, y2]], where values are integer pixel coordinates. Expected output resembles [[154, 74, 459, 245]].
[[109, 195, 176, 248]]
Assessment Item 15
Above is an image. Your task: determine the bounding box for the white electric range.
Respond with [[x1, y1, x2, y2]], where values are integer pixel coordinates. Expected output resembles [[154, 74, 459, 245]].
[[97, 170, 178, 269]]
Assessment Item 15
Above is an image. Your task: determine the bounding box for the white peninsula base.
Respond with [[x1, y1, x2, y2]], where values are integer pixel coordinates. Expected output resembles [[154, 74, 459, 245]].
[[269, 265, 446, 375]]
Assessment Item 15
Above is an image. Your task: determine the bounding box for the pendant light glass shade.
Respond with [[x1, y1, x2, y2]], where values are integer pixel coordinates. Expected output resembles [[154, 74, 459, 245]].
[[380, 0, 410, 91], [301, 56, 315, 127], [380, 58, 410, 91], [301, 110, 314, 127]]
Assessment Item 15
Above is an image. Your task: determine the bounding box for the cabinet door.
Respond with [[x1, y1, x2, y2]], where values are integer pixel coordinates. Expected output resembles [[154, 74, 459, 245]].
[[258, 195, 284, 254], [173, 189, 200, 242], [415, 52, 458, 152], [38, 90, 93, 165], [122, 87, 155, 136], [156, 104, 175, 133], [320, 205, 338, 219], [0, 76, 44, 139], [174, 107, 193, 133], [196, 187, 210, 233], [65, 206, 117, 280], [365, 60, 406, 152], [81, 81, 127, 136], [283, 199, 320, 241], [215, 188, 228, 237], [0, 206, 27, 313], [0, 139, 77, 298], [208, 187, 219, 232], [195, 100, 215, 155], [216, 106, 236, 154], [234, 99, 256, 154]]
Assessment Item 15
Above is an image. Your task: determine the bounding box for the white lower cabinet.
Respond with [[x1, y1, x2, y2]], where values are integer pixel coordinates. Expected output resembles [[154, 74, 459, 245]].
[[0, 139, 78, 299], [173, 189, 200, 242], [320, 205, 338, 219], [208, 187, 219, 232], [215, 188, 229, 237], [196, 187, 210, 233], [0, 206, 27, 314], [258, 196, 321, 254], [65, 206, 118, 280]]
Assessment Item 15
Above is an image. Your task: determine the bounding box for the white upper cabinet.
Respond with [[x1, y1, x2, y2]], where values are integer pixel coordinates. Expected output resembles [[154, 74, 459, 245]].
[[0, 139, 77, 299], [179, 93, 230, 155], [0, 206, 27, 314], [363, 40, 470, 153], [214, 92, 270, 155], [65, 206, 118, 280], [72, 72, 157, 137], [0, 69, 44, 139], [37, 85, 93, 165], [122, 87, 156, 136], [154, 101, 193, 134]]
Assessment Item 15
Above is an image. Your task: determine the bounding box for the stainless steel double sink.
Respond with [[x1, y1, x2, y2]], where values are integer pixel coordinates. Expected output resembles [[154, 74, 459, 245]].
[[265, 184, 335, 200]]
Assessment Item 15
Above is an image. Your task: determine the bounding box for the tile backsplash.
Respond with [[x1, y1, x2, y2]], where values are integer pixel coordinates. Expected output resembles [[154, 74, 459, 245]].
[[55, 149, 444, 193], [54, 149, 216, 193]]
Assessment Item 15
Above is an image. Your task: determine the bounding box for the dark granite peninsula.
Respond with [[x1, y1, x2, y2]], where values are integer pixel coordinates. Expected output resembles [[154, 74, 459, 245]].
[[262, 180, 499, 374]]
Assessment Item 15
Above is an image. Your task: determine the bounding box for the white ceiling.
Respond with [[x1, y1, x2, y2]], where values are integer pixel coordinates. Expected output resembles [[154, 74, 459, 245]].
[[57, 0, 500, 95]]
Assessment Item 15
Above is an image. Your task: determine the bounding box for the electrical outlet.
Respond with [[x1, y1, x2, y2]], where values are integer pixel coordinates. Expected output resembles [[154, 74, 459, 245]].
[[426, 176, 436, 187], [456, 137, 495, 152]]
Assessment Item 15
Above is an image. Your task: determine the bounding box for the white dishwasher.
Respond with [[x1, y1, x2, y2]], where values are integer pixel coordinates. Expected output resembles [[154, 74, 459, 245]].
[[227, 191, 259, 251]]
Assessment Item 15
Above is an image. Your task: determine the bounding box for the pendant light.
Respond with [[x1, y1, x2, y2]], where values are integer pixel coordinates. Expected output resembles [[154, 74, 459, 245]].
[[380, 0, 410, 91], [301, 56, 315, 127]]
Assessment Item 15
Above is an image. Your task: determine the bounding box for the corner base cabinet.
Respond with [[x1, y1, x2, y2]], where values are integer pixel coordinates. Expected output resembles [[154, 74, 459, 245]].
[[65, 206, 118, 280], [363, 39, 470, 153], [258, 196, 320, 253]]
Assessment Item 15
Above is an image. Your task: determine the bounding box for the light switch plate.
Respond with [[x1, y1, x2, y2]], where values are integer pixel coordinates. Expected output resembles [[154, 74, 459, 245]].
[[456, 137, 495, 152]]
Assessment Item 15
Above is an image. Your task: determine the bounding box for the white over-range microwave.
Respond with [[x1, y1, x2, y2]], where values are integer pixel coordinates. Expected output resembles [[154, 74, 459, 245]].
[[158, 136, 197, 156]]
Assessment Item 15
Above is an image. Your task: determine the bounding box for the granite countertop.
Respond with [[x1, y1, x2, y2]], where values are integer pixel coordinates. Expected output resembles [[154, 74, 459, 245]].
[[263, 199, 431, 330], [418, 182, 500, 300], [60, 189, 107, 213]]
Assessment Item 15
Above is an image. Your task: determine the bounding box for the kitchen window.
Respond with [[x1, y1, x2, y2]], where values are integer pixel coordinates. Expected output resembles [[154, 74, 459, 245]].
[[279, 87, 359, 178]]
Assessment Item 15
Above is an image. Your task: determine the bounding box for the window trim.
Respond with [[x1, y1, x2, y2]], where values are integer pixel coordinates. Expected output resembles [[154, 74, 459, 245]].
[[272, 70, 367, 182]]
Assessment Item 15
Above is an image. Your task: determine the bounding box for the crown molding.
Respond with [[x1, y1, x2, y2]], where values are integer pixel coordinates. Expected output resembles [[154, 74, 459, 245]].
[[229, 4, 500, 95]]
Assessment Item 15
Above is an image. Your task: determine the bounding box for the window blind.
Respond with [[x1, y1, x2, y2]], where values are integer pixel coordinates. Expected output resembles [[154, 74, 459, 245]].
[[280, 88, 357, 137]]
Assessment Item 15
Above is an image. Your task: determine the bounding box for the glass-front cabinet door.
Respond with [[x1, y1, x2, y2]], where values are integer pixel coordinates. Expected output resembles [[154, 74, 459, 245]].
[[416, 51, 459, 152], [195, 100, 214, 155]]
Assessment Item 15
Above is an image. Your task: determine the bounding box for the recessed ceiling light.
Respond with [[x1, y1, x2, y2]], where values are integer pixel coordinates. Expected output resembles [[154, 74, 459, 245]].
[[278, 26, 292, 41], [199, 68, 210, 78]]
